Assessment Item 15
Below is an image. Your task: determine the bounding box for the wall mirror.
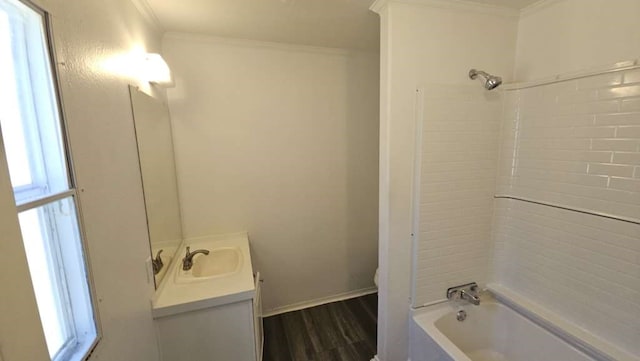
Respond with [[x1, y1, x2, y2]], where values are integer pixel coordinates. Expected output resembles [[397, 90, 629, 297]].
[[129, 86, 183, 288]]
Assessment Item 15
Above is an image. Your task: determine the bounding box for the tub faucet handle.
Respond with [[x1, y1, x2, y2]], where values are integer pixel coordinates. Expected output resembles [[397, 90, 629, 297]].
[[460, 289, 481, 306], [446, 282, 481, 306]]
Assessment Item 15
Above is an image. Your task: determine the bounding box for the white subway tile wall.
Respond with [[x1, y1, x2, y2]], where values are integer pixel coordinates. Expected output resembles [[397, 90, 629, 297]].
[[414, 70, 639, 358], [496, 69, 640, 219], [491, 198, 640, 356], [413, 85, 503, 306], [492, 68, 640, 356]]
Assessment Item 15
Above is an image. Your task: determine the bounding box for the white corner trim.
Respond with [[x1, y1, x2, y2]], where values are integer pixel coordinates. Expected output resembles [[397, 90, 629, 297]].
[[370, 0, 388, 13], [371, 0, 520, 17], [129, 0, 164, 31], [520, 0, 564, 18], [262, 287, 377, 317]]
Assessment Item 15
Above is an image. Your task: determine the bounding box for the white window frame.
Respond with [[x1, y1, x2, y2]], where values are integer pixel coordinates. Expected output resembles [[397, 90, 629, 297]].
[[0, 0, 101, 360]]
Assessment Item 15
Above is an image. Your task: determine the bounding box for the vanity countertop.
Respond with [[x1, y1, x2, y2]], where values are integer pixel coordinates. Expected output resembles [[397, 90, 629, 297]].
[[151, 232, 255, 318]]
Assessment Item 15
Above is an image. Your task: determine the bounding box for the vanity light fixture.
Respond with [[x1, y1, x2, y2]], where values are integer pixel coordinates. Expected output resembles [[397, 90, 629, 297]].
[[143, 53, 174, 87]]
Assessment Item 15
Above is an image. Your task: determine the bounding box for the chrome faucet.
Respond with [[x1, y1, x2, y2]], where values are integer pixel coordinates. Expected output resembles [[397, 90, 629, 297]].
[[152, 249, 164, 275], [182, 246, 210, 271], [446, 282, 481, 306], [460, 288, 481, 305]]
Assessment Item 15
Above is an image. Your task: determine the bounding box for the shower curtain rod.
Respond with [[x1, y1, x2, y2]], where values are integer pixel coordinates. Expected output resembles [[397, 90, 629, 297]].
[[494, 195, 640, 226]]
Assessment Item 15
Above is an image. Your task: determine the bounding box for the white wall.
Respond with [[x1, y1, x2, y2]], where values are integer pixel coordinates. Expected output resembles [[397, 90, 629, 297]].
[[490, 1, 640, 357], [163, 34, 380, 313], [497, 72, 640, 220], [372, 1, 517, 359], [515, 0, 640, 81], [414, 85, 503, 307], [0, 0, 165, 359], [375, 0, 640, 359], [493, 68, 640, 359]]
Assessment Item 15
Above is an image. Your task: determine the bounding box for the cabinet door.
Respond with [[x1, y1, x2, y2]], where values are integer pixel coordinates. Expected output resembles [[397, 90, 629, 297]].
[[253, 272, 263, 361], [156, 301, 255, 361]]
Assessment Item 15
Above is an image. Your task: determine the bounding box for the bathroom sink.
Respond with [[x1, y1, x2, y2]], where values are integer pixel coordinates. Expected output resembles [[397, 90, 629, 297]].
[[192, 247, 241, 277], [153, 233, 257, 318], [176, 247, 242, 282]]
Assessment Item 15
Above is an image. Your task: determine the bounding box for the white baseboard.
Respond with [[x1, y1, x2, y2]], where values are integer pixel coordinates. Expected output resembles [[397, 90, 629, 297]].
[[371, 355, 408, 361], [262, 287, 377, 317]]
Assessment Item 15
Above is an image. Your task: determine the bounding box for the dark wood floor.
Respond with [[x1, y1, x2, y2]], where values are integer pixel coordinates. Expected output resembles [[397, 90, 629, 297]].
[[263, 293, 377, 361]]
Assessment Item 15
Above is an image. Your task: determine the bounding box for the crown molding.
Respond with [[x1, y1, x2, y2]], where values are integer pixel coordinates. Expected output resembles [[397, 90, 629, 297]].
[[371, 0, 520, 17], [163, 32, 376, 56], [369, 0, 388, 13], [129, 0, 164, 32], [520, 0, 564, 18]]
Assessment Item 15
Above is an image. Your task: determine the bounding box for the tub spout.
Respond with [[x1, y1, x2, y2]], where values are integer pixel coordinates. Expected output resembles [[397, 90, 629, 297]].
[[446, 282, 481, 306], [460, 289, 481, 305]]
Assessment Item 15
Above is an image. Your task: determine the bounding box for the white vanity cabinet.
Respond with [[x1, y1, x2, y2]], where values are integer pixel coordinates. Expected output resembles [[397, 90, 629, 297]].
[[152, 233, 263, 361], [253, 272, 264, 360], [155, 285, 262, 361]]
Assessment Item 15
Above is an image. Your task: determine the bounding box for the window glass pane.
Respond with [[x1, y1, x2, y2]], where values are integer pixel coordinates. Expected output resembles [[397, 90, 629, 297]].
[[0, 2, 98, 360], [0, 10, 32, 187], [19, 206, 72, 357], [18, 197, 97, 360], [0, 0, 70, 205]]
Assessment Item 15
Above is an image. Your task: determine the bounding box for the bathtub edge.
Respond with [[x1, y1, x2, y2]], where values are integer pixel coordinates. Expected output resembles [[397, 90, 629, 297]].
[[488, 283, 638, 361]]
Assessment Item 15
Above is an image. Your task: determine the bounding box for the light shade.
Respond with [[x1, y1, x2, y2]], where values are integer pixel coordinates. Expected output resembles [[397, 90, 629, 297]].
[[142, 53, 173, 86]]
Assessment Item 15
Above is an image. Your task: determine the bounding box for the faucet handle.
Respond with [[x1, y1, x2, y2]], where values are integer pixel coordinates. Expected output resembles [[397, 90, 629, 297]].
[[152, 249, 164, 275], [185, 246, 191, 257], [446, 282, 479, 301]]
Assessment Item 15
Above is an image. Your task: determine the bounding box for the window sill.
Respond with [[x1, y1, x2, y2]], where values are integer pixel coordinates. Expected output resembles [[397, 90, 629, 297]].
[[55, 334, 99, 361]]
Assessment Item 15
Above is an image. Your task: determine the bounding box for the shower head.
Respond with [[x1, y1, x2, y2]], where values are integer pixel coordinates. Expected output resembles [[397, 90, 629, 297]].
[[469, 69, 502, 90]]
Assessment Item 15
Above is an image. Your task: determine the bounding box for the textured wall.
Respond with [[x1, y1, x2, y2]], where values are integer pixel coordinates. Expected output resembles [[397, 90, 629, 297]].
[[39, 0, 163, 359], [163, 34, 380, 313]]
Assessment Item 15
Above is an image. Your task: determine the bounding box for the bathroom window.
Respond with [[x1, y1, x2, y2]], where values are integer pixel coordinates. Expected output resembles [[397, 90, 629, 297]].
[[0, 0, 98, 360]]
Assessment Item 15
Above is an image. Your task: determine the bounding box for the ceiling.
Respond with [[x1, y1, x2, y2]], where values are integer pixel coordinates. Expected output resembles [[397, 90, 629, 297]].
[[142, 0, 541, 51]]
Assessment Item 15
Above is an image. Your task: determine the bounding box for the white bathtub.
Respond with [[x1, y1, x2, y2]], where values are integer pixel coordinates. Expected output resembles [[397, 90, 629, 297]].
[[410, 299, 600, 361]]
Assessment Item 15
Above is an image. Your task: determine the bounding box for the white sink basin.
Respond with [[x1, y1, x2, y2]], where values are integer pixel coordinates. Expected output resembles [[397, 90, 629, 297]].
[[175, 246, 243, 283], [153, 233, 256, 318]]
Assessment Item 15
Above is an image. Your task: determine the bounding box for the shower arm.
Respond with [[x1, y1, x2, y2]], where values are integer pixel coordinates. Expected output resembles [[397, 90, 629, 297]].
[[469, 69, 489, 80]]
